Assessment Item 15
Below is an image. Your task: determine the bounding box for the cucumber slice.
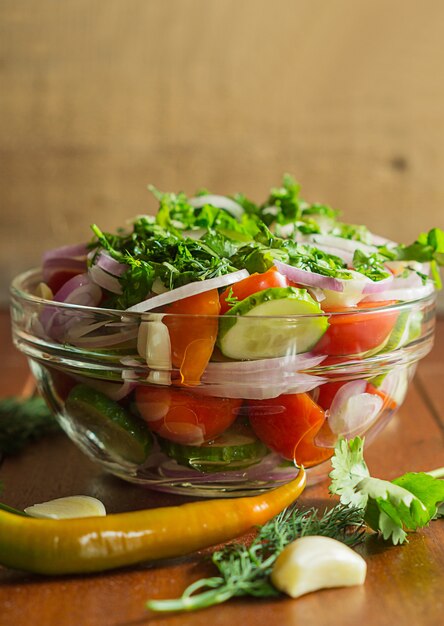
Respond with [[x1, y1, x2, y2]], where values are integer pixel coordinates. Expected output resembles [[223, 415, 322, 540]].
[[217, 287, 328, 360], [383, 310, 422, 352], [159, 424, 268, 472], [65, 384, 152, 464]]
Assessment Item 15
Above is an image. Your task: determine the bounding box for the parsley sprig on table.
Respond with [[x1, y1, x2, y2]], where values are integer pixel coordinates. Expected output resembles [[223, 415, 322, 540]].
[[330, 437, 444, 544], [146, 503, 366, 613]]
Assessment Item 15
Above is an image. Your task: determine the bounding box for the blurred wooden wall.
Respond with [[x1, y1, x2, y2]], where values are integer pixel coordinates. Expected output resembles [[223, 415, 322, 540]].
[[1, 0, 444, 307]]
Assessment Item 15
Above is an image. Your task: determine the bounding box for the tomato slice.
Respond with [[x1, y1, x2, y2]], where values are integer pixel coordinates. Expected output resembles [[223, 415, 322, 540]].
[[135, 386, 241, 445], [314, 301, 399, 356], [316, 381, 346, 410], [163, 289, 220, 385], [247, 393, 333, 467], [219, 267, 293, 314]]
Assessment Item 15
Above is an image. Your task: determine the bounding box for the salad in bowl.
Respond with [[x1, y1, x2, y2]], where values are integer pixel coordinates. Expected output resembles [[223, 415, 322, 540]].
[[10, 175, 442, 495]]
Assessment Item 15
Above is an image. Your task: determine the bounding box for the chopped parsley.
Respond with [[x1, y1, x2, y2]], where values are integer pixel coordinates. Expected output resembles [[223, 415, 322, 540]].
[[86, 177, 442, 308]]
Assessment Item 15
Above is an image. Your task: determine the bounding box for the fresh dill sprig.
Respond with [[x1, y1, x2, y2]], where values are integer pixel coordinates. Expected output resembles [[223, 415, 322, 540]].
[[146, 503, 365, 613], [0, 397, 60, 456]]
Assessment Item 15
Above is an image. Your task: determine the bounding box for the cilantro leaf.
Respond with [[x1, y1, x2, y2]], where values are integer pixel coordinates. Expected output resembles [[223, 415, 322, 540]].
[[264, 173, 302, 225], [352, 249, 391, 281], [331, 222, 372, 244], [329, 437, 369, 507], [329, 437, 444, 545], [392, 472, 444, 519], [379, 227, 444, 289]]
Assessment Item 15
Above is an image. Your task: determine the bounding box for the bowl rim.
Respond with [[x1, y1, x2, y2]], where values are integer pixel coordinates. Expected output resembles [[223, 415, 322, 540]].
[[10, 267, 437, 320]]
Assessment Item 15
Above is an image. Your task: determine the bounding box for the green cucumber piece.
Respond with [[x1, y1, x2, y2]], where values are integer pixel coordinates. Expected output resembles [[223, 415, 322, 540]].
[[383, 310, 422, 352], [159, 425, 268, 472], [65, 384, 152, 464], [217, 287, 328, 359]]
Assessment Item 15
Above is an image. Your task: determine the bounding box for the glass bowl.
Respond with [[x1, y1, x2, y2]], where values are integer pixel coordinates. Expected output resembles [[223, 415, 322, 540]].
[[10, 268, 436, 497]]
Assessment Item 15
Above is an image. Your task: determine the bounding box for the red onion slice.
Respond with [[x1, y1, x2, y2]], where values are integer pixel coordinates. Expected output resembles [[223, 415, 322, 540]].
[[43, 243, 89, 263], [41, 274, 102, 338], [96, 251, 128, 277], [126, 269, 249, 313], [274, 260, 344, 292], [88, 264, 122, 294], [364, 282, 434, 303], [203, 353, 326, 379], [307, 234, 378, 255], [277, 259, 394, 300], [42, 258, 87, 283], [330, 380, 367, 411], [369, 233, 398, 247], [73, 376, 136, 401], [188, 195, 244, 219], [328, 380, 383, 437], [53, 273, 102, 306], [68, 326, 139, 348], [194, 373, 327, 400], [66, 320, 110, 340]]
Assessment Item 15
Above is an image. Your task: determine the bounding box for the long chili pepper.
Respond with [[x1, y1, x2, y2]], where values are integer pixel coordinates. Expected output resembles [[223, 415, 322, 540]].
[[0, 467, 306, 575]]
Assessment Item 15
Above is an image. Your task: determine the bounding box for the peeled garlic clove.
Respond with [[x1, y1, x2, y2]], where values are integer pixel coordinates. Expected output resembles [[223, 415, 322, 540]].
[[25, 496, 106, 519], [271, 535, 366, 598]]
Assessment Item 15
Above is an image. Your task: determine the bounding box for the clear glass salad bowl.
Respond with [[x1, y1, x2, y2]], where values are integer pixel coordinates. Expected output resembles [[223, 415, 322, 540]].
[[11, 268, 436, 497]]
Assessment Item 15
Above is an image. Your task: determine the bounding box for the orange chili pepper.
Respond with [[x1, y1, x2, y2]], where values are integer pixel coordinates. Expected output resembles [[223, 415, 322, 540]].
[[0, 468, 306, 575]]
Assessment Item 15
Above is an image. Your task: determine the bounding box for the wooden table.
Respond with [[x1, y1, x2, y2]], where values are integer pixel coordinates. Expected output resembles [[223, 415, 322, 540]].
[[0, 311, 443, 626]]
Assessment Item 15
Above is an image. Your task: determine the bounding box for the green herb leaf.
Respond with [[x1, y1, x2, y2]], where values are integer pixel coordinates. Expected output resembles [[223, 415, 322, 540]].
[[352, 249, 391, 282], [329, 437, 370, 508], [392, 472, 444, 519], [329, 437, 444, 545]]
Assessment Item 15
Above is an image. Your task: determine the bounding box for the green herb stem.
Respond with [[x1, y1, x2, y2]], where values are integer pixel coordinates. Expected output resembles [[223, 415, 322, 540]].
[[0, 503, 29, 517]]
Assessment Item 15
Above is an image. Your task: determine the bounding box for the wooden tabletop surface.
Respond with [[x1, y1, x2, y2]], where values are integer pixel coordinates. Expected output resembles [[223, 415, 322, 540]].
[[0, 310, 443, 626]]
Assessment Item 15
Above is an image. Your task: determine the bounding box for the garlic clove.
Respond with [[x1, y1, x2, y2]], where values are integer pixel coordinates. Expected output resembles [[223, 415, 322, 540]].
[[25, 496, 106, 519], [271, 535, 367, 598]]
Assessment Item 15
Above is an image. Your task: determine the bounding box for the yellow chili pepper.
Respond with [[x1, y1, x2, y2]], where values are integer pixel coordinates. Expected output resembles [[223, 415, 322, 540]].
[[0, 468, 306, 575]]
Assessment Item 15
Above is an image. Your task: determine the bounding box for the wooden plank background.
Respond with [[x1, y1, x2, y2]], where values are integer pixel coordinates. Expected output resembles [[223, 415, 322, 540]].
[[1, 0, 444, 308]]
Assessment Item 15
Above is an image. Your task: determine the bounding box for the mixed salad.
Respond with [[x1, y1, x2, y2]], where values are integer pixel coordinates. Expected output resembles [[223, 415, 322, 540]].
[[33, 175, 443, 479]]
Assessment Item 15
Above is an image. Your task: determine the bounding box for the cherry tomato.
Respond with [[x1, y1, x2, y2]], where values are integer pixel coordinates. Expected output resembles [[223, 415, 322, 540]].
[[219, 267, 293, 314], [135, 386, 241, 445], [163, 289, 220, 385], [316, 381, 346, 410], [247, 393, 333, 467], [314, 301, 399, 356]]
